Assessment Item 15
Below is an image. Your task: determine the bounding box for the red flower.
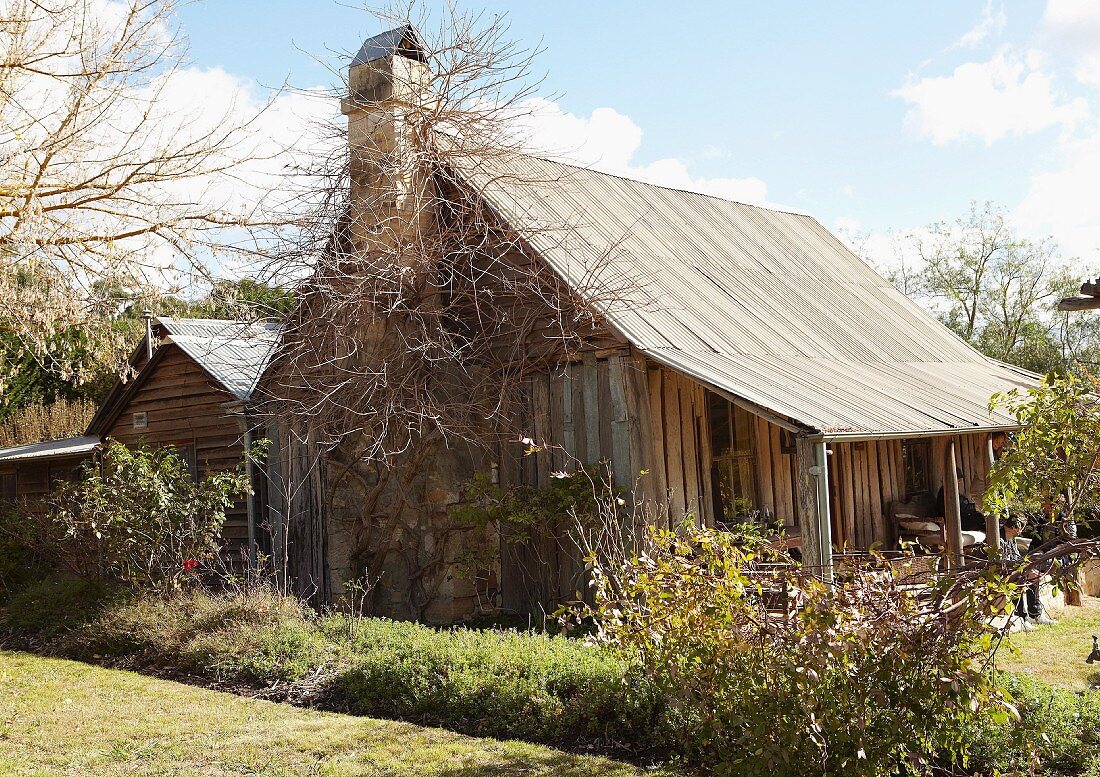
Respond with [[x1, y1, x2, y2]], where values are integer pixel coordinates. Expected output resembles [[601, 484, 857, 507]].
[[183, 559, 199, 572]]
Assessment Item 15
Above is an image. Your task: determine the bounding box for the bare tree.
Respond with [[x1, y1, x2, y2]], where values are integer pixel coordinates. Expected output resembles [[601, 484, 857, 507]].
[[262, 3, 642, 615], [0, 0, 287, 389]]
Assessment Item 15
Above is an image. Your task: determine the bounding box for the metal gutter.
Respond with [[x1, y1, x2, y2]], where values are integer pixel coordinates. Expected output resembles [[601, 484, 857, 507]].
[[820, 423, 1019, 443]]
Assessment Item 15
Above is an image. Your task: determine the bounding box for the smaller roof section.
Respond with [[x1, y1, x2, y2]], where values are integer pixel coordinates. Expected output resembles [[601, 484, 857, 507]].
[[156, 317, 283, 401], [352, 24, 427, 67], [0, 435, 100, 463]]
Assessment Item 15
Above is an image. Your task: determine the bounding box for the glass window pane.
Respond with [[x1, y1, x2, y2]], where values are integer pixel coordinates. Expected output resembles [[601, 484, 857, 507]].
[[708, 392, 731, 456]]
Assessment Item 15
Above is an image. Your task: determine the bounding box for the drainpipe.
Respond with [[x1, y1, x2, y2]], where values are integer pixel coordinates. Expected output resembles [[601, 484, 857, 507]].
[[243, 413, 258, 570], [812, 440, 834, 584]]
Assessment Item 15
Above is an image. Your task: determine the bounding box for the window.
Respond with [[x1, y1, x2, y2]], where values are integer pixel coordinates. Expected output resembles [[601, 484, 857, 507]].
[[0, 473, 15, 503], [708, 392, 758, 524], [902, 440, 931, 498]]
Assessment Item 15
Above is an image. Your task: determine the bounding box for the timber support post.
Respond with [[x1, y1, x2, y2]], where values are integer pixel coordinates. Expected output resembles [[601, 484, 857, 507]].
[[985, 434, 1001, 558], [944, 438, 963, 568], [796, 436, 833, 583]]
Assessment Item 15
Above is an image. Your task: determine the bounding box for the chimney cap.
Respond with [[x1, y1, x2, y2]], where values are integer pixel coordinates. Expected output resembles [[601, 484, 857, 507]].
[[352, 24, 427, 67]]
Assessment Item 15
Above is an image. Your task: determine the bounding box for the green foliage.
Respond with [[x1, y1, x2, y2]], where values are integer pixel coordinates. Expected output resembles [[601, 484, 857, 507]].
[[48, 442, 254, 592], [2, 574, 121, 641], [0, 499, 53, 589], [583, 523, 1016, 776], [451, 470, 599, 539], [0, 580, 658, 753], [964, 674, 1100, 775], [68, 587, 329, 683], [987, 373, 1100, 525], [0, 274, 292, 418], [332, 618, 658, 744]]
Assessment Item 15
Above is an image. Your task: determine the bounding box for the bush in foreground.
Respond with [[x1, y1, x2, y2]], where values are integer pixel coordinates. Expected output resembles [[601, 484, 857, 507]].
[[580, 522, 1020, 776], [0, 578, 658, 751]]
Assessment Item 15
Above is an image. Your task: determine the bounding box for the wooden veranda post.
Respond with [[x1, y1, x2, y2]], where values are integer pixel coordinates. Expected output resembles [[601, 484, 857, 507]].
[[985, 434, 1001, 557], [796, 437, 833, 583], [944, 439, 964, 568]]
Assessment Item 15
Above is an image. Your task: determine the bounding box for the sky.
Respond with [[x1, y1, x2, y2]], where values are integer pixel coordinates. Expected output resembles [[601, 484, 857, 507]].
[[175, 0, 1100, 269]]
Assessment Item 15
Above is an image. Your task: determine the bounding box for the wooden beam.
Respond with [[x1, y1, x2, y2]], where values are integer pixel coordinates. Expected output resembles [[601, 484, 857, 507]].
[[944, 439, 963, 569], [1059, 296, 1100, 311], [985, 434, 1001, 556], [796, 437, 832, 581]]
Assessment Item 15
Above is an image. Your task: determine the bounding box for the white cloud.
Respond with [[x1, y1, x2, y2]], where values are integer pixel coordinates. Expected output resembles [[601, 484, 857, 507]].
[[516, 97, 769, 206], [953, 1, 1007, 49], [1015, 121, 1100, 261], [893, 48, 1088, 145], [1043, 0, 1100, 88]]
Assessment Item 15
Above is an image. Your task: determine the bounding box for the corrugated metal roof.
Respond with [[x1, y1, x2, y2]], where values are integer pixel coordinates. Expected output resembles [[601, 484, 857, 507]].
[[455, 153, 1038, 437], [156, 318, 283, 401], [0, 435, 100, 462]]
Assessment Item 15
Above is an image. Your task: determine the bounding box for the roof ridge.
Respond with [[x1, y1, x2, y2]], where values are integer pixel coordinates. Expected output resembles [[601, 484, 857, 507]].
[[503, 149, 813, 218]]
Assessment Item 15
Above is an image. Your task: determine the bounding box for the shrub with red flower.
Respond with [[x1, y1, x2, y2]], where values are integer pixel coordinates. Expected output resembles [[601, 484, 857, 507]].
[[183, 559, 199, 573]]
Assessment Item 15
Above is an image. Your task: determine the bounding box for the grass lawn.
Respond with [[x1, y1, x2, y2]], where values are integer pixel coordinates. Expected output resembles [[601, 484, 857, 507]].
[[999, 595, 1100, 692], [0, 651, 672, 777]]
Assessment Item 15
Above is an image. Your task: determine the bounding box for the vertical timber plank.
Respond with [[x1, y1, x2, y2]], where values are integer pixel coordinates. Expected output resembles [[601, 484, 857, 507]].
[[582, 353, 600, 466], [608, 354, 631, 489], [679, 375, 700, 523], [868, 442, 885, 548], [646, 365, 669, 526], [663, 370, 685, 522], [755, 415, 775, 519]]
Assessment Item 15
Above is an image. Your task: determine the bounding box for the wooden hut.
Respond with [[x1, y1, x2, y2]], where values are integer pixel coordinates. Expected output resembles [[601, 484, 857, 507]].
[[0, 317, 282, 556], [263, 28, 1038, 620]]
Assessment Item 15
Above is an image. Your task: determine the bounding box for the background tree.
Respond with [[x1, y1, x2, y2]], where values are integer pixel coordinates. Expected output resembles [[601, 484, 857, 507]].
[[986, 373, 1100, 529], [0, 0, 288, 401], [889, 203, 1091, 375]]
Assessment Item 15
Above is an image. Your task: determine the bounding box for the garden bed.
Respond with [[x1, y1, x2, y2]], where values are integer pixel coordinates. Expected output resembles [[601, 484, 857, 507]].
[[0, 575, 664, 763]]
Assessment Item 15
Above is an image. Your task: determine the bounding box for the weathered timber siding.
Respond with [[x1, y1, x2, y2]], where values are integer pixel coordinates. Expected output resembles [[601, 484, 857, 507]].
[[824, 432, 993, 550], [498, 349, 714, 614], [753, 414, 798, 530], [0, 456, 90, 505], [105, 345, 248, 543]]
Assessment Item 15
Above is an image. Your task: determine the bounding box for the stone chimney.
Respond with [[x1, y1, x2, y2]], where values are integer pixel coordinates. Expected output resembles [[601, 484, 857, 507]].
[[341, 25, 431, 252]]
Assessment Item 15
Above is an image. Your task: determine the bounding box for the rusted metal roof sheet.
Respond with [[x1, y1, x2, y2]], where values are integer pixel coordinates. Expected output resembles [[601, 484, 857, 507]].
[[156, 318, 283, 401], [456, 154, 1038, 437], [0, 435, 100, 462]]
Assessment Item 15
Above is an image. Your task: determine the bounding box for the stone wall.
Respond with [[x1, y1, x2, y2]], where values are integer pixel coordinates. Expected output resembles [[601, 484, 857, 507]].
[[323, 438, 500, 623]]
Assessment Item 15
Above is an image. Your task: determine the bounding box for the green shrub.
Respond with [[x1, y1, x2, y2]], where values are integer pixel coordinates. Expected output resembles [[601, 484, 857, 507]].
[[332, 619, 659, 744], [583, 523, 1018, 776], [2, 574, 120, 641], [1, 577, 658, 751], [66, 588, 328, 682], [48, 442, 253, 592], [962, 674, 1100, 775]]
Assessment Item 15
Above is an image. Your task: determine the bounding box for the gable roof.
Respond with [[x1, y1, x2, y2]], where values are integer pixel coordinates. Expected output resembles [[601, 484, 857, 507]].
[[453, 153, 1037, 439], [86, 317, 283, 436], [156, 317, 283, 401]]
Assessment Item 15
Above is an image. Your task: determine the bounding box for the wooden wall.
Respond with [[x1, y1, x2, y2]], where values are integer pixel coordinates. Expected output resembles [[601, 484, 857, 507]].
[[0, 454, 91, 506], [104, 345, 249, 544], [497, 348, 715, 613], [499, 349, 712, 522], [825, 433, 993, 551], [752, 415, 799, 530], [828, 440, 904, 550]]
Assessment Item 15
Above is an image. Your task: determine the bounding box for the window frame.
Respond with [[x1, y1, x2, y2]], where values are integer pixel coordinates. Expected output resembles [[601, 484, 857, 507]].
[[901, 439, 932, 499]]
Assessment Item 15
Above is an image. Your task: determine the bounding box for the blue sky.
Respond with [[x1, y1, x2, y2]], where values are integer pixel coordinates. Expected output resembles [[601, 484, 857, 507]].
[[179, 1, 1100, 265]]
